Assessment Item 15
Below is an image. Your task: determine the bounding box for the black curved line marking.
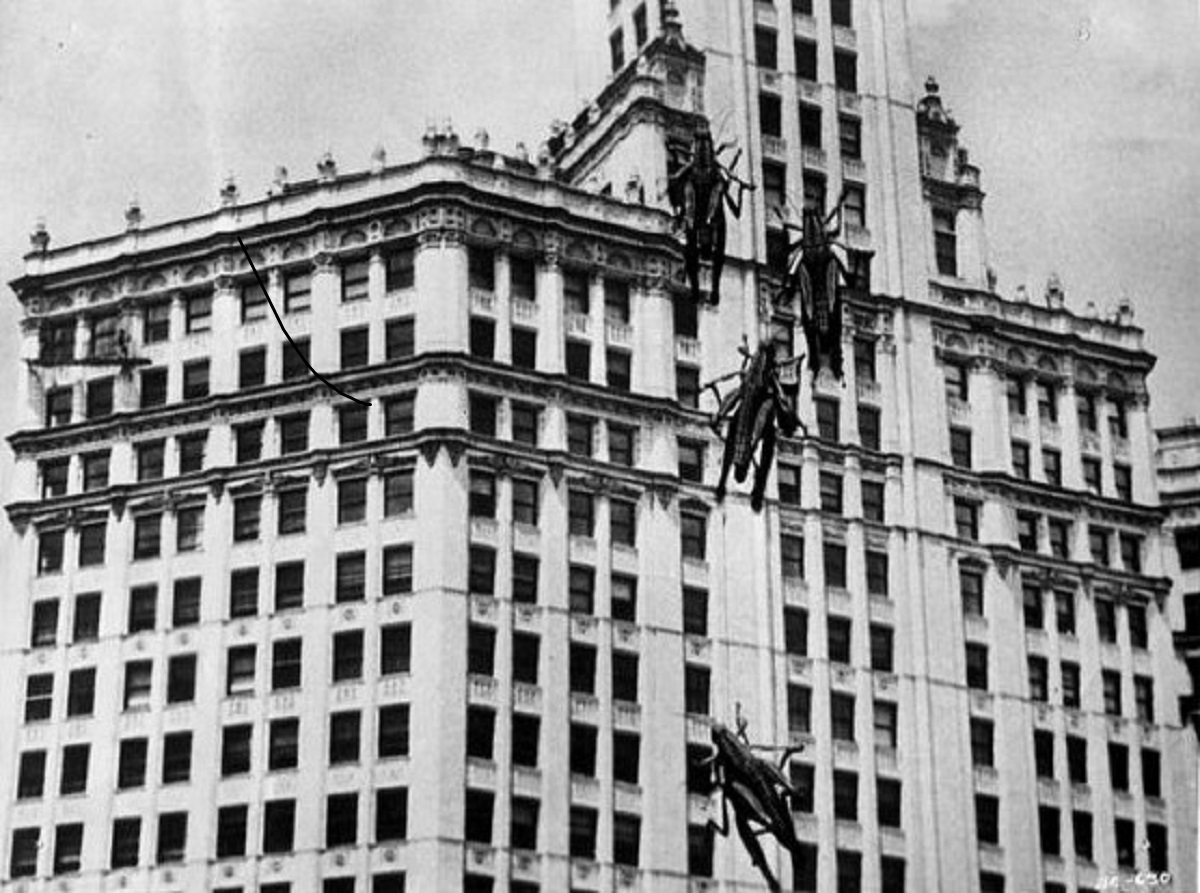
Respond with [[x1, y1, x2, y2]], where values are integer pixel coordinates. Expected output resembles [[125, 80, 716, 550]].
[[236, 235, 371, 407]]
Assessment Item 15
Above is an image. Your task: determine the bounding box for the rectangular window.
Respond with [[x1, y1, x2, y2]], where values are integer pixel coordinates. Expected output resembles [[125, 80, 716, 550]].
[[681, 511, 707, 560], [513, 554, 539, 604], [1134, 675, 1154, 723], [787, 685, 812, 734], [1096, 598, 1117, 642], [512, 630, 539, 685], [684, 587, 709, 637], [234, 422, 264, 464], [569, 489, 596, 537], [512, 402, 540, 446], [870, 624, 894, 672], [759, 92, 782, 138], [82, 451, 110, 490], [383, 247, 414, 292], [182, 359, 210, 399], [329, 710, 362, 764], [1048, 518, 1070, 559], [54, 823, 84, 875], [282, 337, 310, 380], [569, 565, 595, 614], [45, 386, 72, 427], [955, 500, 979, 541], [1042, 448, 1062, 486], [123, 660, 152, 710], [513, 477, 539, 527], [38, 529, 65, 575], [161, 731, 192, 784], [816, 397, 840, 442], [965, 643, 988, 690], [466, 706, 495, 760], [839, 114, 862, 159], [78, 521, 107, 566], [1061, 661, 1081, 708], [118, 738, 149, 788], [610, 497, 636, 547], [279, 412, 309, 454], [1067, 735, 1087, 784], [339, 405, 368, 444], [874, 701, 898, 749], [262, 800, 295, 854], [231, 494, 262, 544], [834, 48, 858, 91], [678, 439, 704, 482], [167, 654, 196, 703], [341, 259, 370, 302], [216, 804, 248, 859], [1115, 818, 1135, 868], [30, 599, 59, 648], [798, 103, 822, 148], [512, 327, 537, 370], [831, 692, 855, 741], [975, 795, 999, 844], [612, 650, 638, 702], [468, 625, 496, 676], [332, 630, 364, 682], [469, 546, 496, 595], [933, 210, 957, 276], [780, 533, 805, 581], [229, 567, 258, 619], [1114, 464, 1132, 502], [606, 350, 631, 391], [469, 317, 495, 360], [268, 718, 299, 771], [1090, 527, 1111, 567], [1028, 656, 1049, 702], [326, 792, 359, 847], [1102, 669, 1122, 716], [336, 551, 367, 602], [137, 439, 166, 481], [175, 505, 204, 552], [337, 476, 367, 525], [824, 541, 847, 588], [469, 470, 497, 518], [41, 320, 75, 362], [128, 584, 158, 633], [376, 787, 408, 843], [226, 645, 256, 696], [611, 574, 637, 623], [1010, 441, 1030, 479], [236, 345, 265, 386], [949, 427, 972, 469], [828, 616, 852, 664], [1109, 741, 1129, 790], [185, 291, 212, 333], [608, 423, 635, 466], [132, 513, 162, 560], [380, 623, 412, 675], [795, 37, 817, 81], [1128, 604, 1147, 649], [241, 282, 268, 323], [66, 667, 95, 717], [59, 743, 89, 795], [777, 464, 801, 505], [754, 26, 777, 69], [685, 664, 711, 716], [567, 415, 594, 457], [379, 704, 411, 758], [866, 550, 889, 597], [272, 639, 302, 690], [110, 817, 141, 869], [382, 544, 413, 596], [74, 592, 102, 641], [41, 459, 68, 499], [277, 486, 307, 535], [566, 341, 590, 380], [971, 718, 994, 767], [384, 469, 414, 517], [1120, 534, 1142, 573], [284, 269, 312, 313]]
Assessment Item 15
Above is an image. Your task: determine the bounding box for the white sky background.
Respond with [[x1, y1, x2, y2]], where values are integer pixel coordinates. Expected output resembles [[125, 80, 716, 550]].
[[1, 0, 1198, 498]]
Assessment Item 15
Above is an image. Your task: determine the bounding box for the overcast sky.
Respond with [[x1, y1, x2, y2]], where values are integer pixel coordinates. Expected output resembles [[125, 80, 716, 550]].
[[1, 0, 1197, 498]]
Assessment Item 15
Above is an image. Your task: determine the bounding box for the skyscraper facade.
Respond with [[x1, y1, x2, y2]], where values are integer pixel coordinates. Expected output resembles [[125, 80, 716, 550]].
[[2, 3, 1194, 892]]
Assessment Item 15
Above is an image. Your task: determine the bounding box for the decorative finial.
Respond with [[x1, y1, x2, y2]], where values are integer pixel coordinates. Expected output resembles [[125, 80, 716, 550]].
[[316, 150, 337, 180], [514, 142, 530, 164], [125, 196, 143, 231], [1083, 301, 1099, 319], [371, 144, 387, 173], [1045, 272, 1065, 309], [30, 218, 50, 253], [1015, 284, 1029, 304], [273, 166, 289, 193], [1116, 295, 1135, 326], [219, 174, 239, 207], [925, 76, 940, 95], [474, 128, 490, 151], [662, 0, 683, 41]]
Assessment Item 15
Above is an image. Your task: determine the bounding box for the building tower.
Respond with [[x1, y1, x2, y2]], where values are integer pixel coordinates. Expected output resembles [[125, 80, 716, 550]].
[[1, 4, 1196, 893]]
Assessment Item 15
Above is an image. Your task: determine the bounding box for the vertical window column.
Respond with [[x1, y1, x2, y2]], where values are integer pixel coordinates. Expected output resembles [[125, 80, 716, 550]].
[[414, 231, 469, 353], [536, 248, 565, 375]]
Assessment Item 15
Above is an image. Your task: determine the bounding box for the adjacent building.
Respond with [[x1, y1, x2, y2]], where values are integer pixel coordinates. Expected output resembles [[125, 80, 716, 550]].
[[2, 2, 1195, 892]]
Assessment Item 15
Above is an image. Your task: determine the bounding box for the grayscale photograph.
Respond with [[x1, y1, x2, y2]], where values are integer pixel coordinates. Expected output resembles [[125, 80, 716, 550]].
[[0, 1, 1197, 891]]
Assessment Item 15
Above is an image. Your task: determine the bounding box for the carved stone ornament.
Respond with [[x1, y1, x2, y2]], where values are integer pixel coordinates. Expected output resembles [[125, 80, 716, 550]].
[[312, 459, 328, 486], [444, 439, 467, 467], [419, 440, 441, 468], [546, 459, 565, 488]]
